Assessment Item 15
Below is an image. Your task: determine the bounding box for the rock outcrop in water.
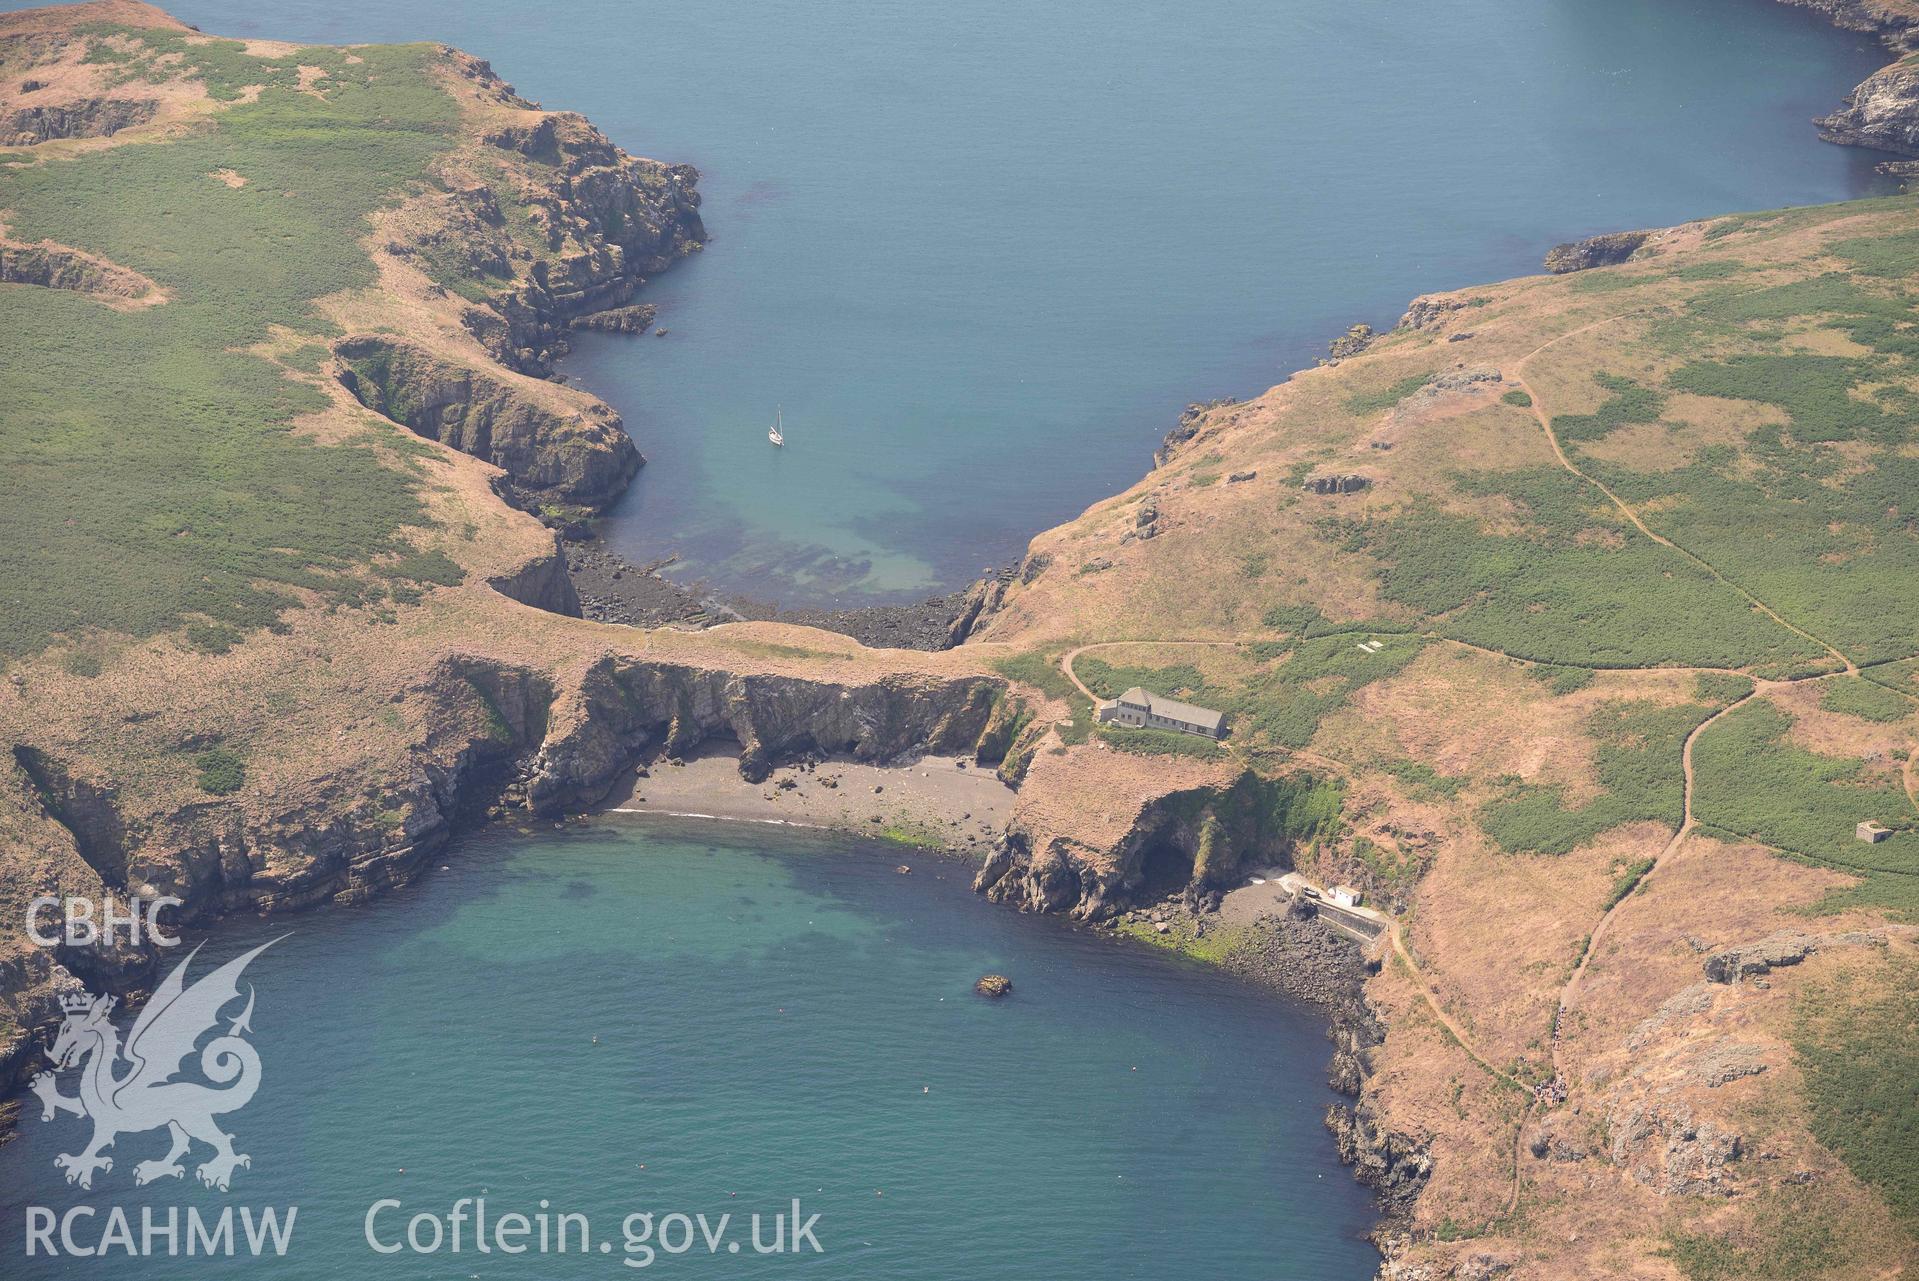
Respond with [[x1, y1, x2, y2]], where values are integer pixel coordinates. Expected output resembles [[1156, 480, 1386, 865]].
[[1777, 0, 1919, 50], [334, 336, 641, 511]]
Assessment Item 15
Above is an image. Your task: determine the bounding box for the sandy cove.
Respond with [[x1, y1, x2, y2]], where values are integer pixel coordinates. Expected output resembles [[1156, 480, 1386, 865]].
[[599, 747, 1018, 855]]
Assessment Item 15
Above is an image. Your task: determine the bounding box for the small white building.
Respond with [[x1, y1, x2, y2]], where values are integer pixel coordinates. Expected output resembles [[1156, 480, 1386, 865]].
[[1329, 885, 1363, 908], [1094, 687, 1227, 739], [1857, 820, 1892, 844]]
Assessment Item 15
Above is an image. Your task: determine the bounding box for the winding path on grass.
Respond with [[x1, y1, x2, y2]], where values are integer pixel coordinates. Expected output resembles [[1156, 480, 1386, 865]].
[[1509, 311, 1857, 676], [1036, 313, 1919, 1228]]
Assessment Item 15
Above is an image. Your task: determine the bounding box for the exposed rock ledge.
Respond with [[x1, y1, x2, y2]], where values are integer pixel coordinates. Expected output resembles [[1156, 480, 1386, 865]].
[[1778, 0, 1919, 51], [974, 772, 1325, 919], [0, 238, 164, 307], [394, 57, 706, 377], [24, 655, 1003, 965], [1817, 54, 1919, 155], [3, 96, 157, 146], [1543, 229, 1652, 274], [334, 335, 641, 511]]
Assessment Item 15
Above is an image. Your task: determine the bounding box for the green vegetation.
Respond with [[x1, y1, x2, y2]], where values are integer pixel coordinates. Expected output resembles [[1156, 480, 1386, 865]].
[[1343, 371, 1431, 417], [1230, 633, 1423, 748], [82, 23, 316, 101], [1581, 454, 1919, 667], [1695, 672, 1755, 705], [990, 649, 1092, 744], [1693, 700, 1919, 916], [1112, 913, 1252, 965], [1670, 259, 1744, 281], [1500, 389, 1532, 408], [1529, 664, 1594, 696], [1819, 676, 1912, 723], [1659, 1212, 1841, 1281], [1603, 856, 1656, 909], [0, 35, 462, 660], [1792, 956, 1919, 1231], [1567, 269, 1662, 293], [1380, 757, 1464, 800], [1668, 354, 1887, 444], [463, 676, 515, 743], [1479, 700, 1713, 854], [194, 746, 247, 795], [1052, 639, 1420, 754], [874, 820, 949, 850], [1094, 725, 1224, 760], [721, 639, 834, 663], [1354, 833, 1425, 893], [1076, 657, 1209, 702], [1552, 372, 1664, 445], [1256, 603, 1415, 639], [1342, 468, 1819, 669], [1833, 227, 1919, 279]]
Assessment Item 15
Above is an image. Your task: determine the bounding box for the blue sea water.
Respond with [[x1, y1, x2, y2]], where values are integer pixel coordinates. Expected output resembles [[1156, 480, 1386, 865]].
[[0, 5, 1899, 1275], [150, 0, 1896, 603], [0, 822, 1381, 1278]]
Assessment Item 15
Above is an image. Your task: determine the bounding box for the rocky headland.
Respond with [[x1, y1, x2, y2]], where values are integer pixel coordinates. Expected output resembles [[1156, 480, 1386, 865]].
[[3, 3, 1918, 1279]]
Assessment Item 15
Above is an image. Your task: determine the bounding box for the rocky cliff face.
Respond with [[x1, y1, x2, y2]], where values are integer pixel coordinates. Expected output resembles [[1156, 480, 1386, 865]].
[[397, 59, 706, 376], [527, 659, 1000, 808], [1543, 230, 1651, 274], [0, 238, 162, 304], [1778, 0, 1919, 157], [1325, 1102, 1435, 1224], [486, 538, 583, 616], [1778, 0, 1919, 49], [334, 335, 641, 511], [974, 771, 1333, 919], [2, 95, 156, 145], [21, 655, 1002, 986], [1818, 54, 1919, 154]]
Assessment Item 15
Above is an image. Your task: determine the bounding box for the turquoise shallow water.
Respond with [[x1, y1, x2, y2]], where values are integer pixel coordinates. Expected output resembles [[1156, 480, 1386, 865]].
[[149, 0, 1898, 603], [0, 5, 1900, 1273], [0, 821, 1379, 1277]]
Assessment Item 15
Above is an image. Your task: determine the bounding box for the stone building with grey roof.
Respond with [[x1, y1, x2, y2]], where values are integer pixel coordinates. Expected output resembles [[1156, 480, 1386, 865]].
[[1094, 687, 1227, 739]]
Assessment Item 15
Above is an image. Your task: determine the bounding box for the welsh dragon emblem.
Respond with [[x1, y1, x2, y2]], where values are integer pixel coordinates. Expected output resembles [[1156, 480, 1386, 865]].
[[30, 939, 281, 1191]]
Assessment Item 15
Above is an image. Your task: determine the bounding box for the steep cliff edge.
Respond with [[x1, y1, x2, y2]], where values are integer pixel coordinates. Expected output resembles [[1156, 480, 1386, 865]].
[[335, 336, 641, 511], [1818, 50, 1919, 154], [1, 628, 1006, 1098], [385, 62, 705, 377], [1782, 0, 1919, 156], [0, 6, 997, 1129]]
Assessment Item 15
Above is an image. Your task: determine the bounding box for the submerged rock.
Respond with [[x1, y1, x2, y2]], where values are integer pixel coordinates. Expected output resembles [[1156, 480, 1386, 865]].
[[975, 974, 1012, 998]]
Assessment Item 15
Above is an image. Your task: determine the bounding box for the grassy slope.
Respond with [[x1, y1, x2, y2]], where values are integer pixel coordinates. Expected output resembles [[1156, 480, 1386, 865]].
[[1, 7, 1916, 1279], [0, 29, 460, 659], [972, 195, 1919, 1275]]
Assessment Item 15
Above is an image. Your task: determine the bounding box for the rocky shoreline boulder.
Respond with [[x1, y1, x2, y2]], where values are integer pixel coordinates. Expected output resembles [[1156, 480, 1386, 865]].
[[1543, 230, 1651, 274]]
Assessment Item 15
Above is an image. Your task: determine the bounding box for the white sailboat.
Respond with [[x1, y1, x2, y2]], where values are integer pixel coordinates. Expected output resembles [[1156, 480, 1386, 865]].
[[768, 405, 785, 447]]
